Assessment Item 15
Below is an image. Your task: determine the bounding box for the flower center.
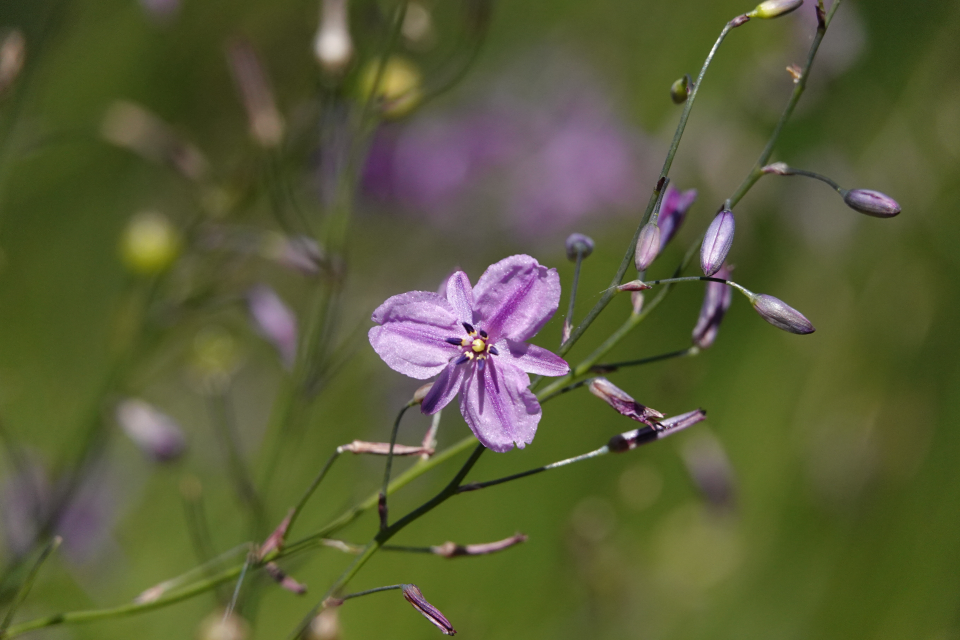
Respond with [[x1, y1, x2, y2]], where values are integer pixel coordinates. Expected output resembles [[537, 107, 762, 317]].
[[445, 322, 499, 369]]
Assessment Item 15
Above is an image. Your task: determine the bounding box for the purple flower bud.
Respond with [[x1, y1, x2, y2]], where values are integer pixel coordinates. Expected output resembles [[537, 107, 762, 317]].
[[841, 189, 901, 218], [588, 377, 664, 427], [265, 561, 307, 594], [658, 185, 697, 250], [608, 409, 706, 452], [616, 279, 650, 292], [760, 162, 792, 175], [700, 209, 735, 277], [565, 233, 595, 261], [247, 285, 298, 369], [115, 399, 186, 462], [401, 584, 456, 636], [749, 293, 815, 334], [634, 222, 661, 271], [691, 265, 733, 349]]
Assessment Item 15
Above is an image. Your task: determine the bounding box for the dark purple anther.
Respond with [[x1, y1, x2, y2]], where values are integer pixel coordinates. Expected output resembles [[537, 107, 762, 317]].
[[462, 322, 475, 334], [841, 189, 901, 218], [701, 209, 735, 277], [445, 337, 464, 345]]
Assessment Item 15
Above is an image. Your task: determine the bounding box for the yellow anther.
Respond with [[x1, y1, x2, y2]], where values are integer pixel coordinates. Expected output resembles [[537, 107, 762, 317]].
[[471, 338, 485, 353]]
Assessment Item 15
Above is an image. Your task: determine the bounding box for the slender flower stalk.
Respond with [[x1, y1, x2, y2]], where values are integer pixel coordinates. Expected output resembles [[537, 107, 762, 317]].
[[0, 537, 61, 634]]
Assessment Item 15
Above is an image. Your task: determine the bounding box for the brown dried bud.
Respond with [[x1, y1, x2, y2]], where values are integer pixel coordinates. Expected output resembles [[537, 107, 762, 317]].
[[431, 533, 527, 558], [616, 279, 651, 292], [264, 561, 307, 595], [338, 441, 431, 456], [588, 377, 663, 427]]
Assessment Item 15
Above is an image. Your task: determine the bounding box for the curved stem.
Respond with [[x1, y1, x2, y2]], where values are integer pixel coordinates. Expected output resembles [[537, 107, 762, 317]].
[[559, 14, 749, 357]]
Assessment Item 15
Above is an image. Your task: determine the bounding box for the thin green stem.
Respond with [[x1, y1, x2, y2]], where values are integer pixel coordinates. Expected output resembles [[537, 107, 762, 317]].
[[457, 446, 610, 493], [728, 0, 841, 208], [564, 250, 585, 340], [0, 537, 60, 634], [771, 165, 842, 191], [592, 346, 700, 373], [285, 449, 342, 540], [206, 391, 265, 534], [559, 14, 749, 357], [380, 405, 412, 529], [339, 584, 403, 602]]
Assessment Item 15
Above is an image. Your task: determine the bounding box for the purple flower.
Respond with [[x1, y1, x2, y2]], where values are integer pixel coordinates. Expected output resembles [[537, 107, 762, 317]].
[[658, 185, 698, 250], [115, 398, 187, 462], [369, 255, 569, 452], [701, 209, 735, 276], [691, 264, 733, 349], [247, 285, 299, 369]]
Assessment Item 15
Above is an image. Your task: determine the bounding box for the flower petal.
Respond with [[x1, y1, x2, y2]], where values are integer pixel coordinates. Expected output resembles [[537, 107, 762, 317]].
[[443, 270, 475, 326], [497, 339, 569, 376], [472, 255, 560, 342], [421, 362, 466, 415], [369, 291, 460, 379], [460, 360, 540, 452]]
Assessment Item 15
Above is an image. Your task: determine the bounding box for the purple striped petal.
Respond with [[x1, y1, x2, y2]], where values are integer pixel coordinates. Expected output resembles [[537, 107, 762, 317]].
[[444, 270, 475, 326], [497, 339, 569, 376], [421, 362, 466, 414], [369, 291, 461, 379], [460, 360, 540, 452], [472, 254, 560, 342]]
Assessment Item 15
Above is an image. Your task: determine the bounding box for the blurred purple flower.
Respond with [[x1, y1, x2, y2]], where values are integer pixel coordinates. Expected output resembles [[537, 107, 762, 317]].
[[361, 50, 652, 240], [116, 398, 187, 462], [139, 0, 180, 22], [369, 255, 569, 452], [247, 285, 298, 369]]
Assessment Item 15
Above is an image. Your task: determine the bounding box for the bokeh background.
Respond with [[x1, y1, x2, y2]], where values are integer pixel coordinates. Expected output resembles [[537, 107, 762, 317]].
[[1, 0, 958, 638]]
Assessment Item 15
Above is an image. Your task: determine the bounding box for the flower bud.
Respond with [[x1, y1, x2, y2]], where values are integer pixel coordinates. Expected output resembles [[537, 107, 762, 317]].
[[749, 293, 815, 334], [658, 186, 697, 250], [412, 382, 434, 405], [401, 584, 456, 636], [748, 0, 803, 19], [115, 399, 187, 462], [634, 222, 661, 271], [120, 211, 181, 275], [840, 189, 901, 218], [670, 74, 692, 104], [608, 409, 706, 452], [264, 561, 307, 594], [692, 265, 733, 349], [359, 57, 422, 119], [247, 285, 298, 369], [616, 280, 651, 292], [431, 533, 527, 558], [761, 162, 792, 175], [565, 233, 594, 261], [700, 209, 735, 277], [589, 377, 663, 427], [0, 30, 25, 98], [314, 0, 354, 74]]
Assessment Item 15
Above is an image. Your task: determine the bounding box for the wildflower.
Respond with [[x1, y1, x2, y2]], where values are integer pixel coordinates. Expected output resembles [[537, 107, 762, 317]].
[[115, 398, 187, 462], [401, 584, 456, 636], [701, 208, 735, 276], [369, 255, 569, 452], [588, 377, 663, 427], [658, 185, 698, 250], [691, 264, 733, 349]]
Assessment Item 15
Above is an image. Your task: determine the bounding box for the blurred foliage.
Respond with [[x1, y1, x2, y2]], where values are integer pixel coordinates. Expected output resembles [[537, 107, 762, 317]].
[[0, 0, 959, 639]]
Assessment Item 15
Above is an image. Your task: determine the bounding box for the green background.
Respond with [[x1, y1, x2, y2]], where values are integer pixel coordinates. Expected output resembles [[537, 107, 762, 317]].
[[1, 0, 958, 638]]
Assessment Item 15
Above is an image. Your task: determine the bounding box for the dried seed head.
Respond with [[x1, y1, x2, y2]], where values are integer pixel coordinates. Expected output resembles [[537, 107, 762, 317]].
[[565, 233, 595, 261], [401, 584, 456, 636], [634, 222, 661, 271], [841, 189, 901, 218], [115, 399, 186, 462], [749, 0, 804, 19], [749, 293, 815, 334], [700, 209, 735, 277], [670, 74, 692, 104], [588, 378, 664, 427], [120, 211, 181, 275]]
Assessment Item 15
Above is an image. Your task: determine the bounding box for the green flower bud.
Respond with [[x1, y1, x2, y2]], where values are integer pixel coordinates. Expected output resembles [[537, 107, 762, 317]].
[[748, 0, 803, 19], [119, 211, 180, 275], [670, 74, 692, 104], [358, 57, 422, 119]]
